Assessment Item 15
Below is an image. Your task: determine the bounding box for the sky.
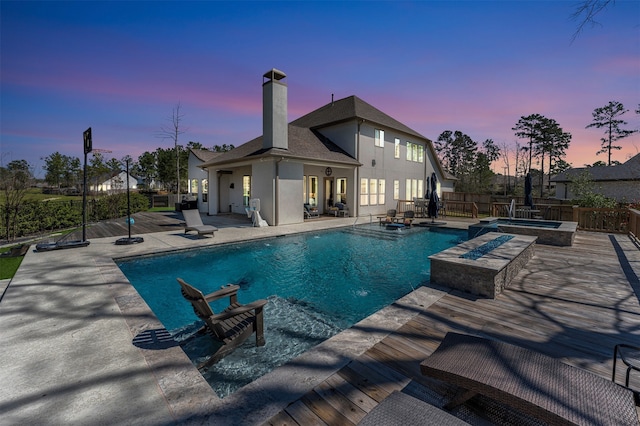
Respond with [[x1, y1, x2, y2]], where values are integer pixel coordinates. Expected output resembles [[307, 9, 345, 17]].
[[1, 1, 639, 178]]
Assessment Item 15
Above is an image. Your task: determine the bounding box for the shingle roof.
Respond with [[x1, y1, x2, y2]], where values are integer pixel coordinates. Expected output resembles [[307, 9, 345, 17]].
[[200, 125, 361, 168], [552, 153, 640, 182], [291, 95, 427, 140], [190, 148, 222, 162]]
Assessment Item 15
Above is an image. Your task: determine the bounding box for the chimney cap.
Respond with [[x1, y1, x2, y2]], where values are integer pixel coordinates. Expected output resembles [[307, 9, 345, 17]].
[[263, 68, 286, 81]]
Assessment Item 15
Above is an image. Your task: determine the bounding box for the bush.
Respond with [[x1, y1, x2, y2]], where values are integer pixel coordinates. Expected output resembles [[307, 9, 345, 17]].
[[0, 192, 150, 241]]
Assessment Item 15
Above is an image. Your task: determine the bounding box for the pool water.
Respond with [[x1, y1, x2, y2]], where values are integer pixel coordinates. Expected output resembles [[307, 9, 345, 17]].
[[117, 225, 466, 397]]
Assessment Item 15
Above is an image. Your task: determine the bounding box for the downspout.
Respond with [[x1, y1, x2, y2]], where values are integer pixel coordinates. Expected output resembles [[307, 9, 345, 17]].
[[275, 157, 284, 226], [356, 119, 365, 218]]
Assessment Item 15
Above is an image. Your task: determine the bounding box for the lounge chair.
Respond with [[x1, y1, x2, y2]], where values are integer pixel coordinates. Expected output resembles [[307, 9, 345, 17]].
[[177, 278, 267, 370], [378, 209, 397, 226], [397, 210, 415, 226], [0, 244, 29, 257], [182, 209, 218, 237], [357, 390, 469, 425], [335, 202, 349, 217], [304, 203, 319, 219], [420, 332, 639, 425]]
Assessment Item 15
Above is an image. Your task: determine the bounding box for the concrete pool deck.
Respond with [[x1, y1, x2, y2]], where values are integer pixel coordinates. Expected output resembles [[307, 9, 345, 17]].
[[0, 215, 472, 425]]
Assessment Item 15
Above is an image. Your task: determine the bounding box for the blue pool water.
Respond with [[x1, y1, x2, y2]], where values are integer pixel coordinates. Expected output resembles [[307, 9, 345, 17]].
[[118, 225, 466, 397]]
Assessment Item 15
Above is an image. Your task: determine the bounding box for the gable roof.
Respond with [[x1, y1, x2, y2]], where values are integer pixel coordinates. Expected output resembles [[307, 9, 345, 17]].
[[291, 95, 426, 140], [190, 148, 222, 163], [200, 125, 361, 168], [552, 153, 640, 182]]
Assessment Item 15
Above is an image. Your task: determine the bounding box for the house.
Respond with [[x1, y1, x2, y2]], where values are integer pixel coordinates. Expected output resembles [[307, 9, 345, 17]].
[[187, 148, 221, 213], [89, 170, 138, 194], [552, 153, 640, 202], [199, 68, 454, 226]]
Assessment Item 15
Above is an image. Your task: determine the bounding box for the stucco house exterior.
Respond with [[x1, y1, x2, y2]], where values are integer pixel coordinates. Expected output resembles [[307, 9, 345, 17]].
[[187, 148, 221, 213], [199, 68, 454, 226], [552, 153, 640, 203]]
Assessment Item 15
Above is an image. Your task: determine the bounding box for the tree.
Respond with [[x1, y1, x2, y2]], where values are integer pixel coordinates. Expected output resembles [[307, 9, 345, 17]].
[[435, 131, 499, 193], [512, 114, 545, 172], [569, 169, 617, 208], [1, 160, 33, 241], [133, 151, 157, 189], [571, 0, 614, 41], [43, 152, 80, 189], [535, 117, 571, 196], [586, 101, 635, 166], [156, 103, 187, 195]]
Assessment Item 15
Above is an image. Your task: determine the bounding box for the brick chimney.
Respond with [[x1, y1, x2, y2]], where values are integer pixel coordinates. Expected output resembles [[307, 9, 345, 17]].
[[262, 69, 288, 150]]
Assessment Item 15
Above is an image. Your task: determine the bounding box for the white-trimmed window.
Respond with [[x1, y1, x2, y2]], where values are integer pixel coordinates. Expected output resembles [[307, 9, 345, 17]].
[[375, 129, 385, 147], [360, 178, 369, 205], [369, 179, 378, 205], [394, 138, 400, 158], [393, 180, 400, 200], [378, 179, 386, 205], [405, 141, 424, 163], [418, 145, 424, 163], [242, 176, 250, 206], [405, 178, 421, 200], [406, 142, 413, 161], [337, 178, 347, 204], [190, 178, 198, 195], [202, 179, 208, 202]]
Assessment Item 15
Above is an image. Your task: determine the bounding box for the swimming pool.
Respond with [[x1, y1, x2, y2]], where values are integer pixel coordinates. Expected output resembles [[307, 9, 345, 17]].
[[118, 225, 466, 397], [468, 217, 577, 246]]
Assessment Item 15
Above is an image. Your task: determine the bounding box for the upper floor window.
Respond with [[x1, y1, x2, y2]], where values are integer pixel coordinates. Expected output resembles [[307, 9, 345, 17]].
[[394, 138, 400, 158], [406, 141, 424, 163], [375, 129, 385, 147]]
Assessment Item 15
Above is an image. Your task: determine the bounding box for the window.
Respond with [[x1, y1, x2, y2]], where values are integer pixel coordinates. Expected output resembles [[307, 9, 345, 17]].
[[360, 178, 369, 205], [336, 178, 347, 204], [361, 178, 385, 206], [369, 179, 377, 205], [405, 141, 424, 163], [378, 179, 386, 205], [308, 176, 318, 206], [190, 179, 198, 195], [202, 179, 208, 203], [375, 129, 384, 147], [405, 178, 420, 199], [394, 138, 400, 159], [393, 180, 400, 200], [242, 176, 250, 206]]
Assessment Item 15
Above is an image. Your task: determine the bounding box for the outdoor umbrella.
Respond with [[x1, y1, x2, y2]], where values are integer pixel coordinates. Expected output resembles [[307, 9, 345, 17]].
[[524, 172, 534, 208], [427, 172, 439, 221]]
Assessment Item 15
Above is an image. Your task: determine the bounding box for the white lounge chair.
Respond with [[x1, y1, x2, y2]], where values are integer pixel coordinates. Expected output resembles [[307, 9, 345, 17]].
[[182, 209, 218, 237]]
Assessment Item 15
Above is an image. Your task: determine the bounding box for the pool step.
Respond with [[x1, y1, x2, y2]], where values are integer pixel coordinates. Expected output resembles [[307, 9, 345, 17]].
[[343, 225, 410, 240]]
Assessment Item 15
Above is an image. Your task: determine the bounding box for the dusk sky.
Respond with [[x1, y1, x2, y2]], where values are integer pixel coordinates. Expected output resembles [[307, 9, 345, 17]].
[[2, 1, 639, 178]]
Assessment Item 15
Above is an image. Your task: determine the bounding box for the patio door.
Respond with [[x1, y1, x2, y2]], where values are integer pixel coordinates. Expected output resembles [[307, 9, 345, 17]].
[[324, 177, 334, 210]]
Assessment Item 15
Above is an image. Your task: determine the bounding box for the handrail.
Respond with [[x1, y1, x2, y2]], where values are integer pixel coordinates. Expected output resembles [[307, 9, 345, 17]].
[[572, 207, 630, 234], [628, 208, 639, 243]]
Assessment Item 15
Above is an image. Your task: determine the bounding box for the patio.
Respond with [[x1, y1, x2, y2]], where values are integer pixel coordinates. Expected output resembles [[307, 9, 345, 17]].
[[0, 212, 638, 425]]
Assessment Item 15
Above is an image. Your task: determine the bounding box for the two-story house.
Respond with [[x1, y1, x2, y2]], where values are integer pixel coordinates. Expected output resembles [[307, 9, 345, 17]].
[[199, 69, 453, 226]]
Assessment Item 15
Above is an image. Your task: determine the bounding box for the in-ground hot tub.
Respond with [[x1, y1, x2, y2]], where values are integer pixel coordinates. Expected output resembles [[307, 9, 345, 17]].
[[468, 217, 577, 246]]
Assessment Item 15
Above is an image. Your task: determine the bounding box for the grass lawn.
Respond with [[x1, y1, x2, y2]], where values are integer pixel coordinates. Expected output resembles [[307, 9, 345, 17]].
[[0, 246, 26, 280]]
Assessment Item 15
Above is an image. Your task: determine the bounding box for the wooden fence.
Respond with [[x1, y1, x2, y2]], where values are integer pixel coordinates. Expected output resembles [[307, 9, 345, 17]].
[[630, 208, 640, 244], [573, 207, 631, 234]]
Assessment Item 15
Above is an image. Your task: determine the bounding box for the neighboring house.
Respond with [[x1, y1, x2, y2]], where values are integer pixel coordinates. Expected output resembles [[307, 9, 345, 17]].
[[89, 170, 138, 193], [552, 153, 640, 202], [188, 148, 222, 213], [199, 68, 454, 226]]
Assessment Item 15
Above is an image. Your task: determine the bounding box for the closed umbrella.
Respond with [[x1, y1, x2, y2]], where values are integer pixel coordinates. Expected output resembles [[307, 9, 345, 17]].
[[427, 173, 439, 221], [525, 172, 534, 208]]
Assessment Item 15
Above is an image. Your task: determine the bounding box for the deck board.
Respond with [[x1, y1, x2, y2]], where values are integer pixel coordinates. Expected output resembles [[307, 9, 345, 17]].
[[264, 231, 640, 425]]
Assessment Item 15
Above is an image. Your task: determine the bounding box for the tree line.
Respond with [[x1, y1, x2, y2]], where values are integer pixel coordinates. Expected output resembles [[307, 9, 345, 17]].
[[434, 100, 637, 195]]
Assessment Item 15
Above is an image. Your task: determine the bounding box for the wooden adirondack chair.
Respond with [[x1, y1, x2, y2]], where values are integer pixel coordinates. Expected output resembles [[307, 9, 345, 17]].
[[177, 278, 267, 370]]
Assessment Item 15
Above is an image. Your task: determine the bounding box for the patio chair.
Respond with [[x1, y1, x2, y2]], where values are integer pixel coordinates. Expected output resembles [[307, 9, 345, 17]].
[[379, 209, 397, 226], [335, 202, 349, 217], [177, 278, 267, 370], [420, 332, 639, 425], [182, 209, 218, 237], [357, 390, 469, 426], [398, 210, 415, 226], [612, 343, 640, 395], [304, 203, 319, 218]]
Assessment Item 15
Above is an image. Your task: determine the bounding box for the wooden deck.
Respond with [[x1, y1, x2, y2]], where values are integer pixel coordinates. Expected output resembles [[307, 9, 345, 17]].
[[264, 232, 640, 425]]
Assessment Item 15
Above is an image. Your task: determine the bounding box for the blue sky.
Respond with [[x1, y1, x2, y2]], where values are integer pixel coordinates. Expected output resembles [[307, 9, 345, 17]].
[[2, 1, 639, 177]]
